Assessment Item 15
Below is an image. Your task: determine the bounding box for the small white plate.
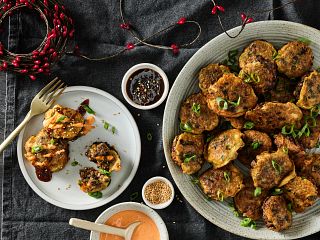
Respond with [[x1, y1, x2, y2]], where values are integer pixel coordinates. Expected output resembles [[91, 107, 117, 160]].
[[17, 86, 141, 210], [90, 202, 169, 240]]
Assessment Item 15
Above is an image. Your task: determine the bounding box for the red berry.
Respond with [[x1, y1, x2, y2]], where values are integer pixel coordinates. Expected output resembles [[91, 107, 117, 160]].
[[52, 52, 58, 58], [54, 4, 58, 12], [29, 75, 36, 81], [32, 50, 39, 56], [2, 61, 8, 68], [60, 13, 65, 20], [170, 44, 179, 55], [38, 68, 44, 73], [241, 13, 247, 22], [177, 17, 186, 25], [43, 63, 50, 68], [216, 5, 225, 12], [120, 23, 130, 30], [13, 62, 19, 67], [69, 29, 75, 38], [15, 56, 21, 62], [20, 69, 28, 74], [34, 60, 41, 65], [43, 0, 48, 6], [126, 42, 135, 50], [211, 6, 217, 15], [246, 17, 253, 24], [0, 51, 3, 55], [33, 64, 39, 69]]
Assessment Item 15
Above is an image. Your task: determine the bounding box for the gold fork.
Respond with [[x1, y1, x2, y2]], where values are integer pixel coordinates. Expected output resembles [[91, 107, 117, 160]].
[[0, 77, 67, 154]]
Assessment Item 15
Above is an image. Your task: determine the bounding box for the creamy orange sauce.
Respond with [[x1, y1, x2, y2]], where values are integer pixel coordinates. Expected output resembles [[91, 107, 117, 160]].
[[100, 210, 160, 240]]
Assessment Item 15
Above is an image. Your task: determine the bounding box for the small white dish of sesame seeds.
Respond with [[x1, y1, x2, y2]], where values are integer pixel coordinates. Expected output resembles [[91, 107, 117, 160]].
[[142, 176, 175, 209]]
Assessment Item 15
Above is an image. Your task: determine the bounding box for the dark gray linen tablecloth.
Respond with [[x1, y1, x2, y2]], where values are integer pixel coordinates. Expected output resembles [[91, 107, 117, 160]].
[[1, 1, 320, 239]]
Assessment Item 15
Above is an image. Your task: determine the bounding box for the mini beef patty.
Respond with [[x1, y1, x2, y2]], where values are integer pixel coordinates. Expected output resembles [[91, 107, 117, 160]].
[[207, 73, 258, 118], [206, 129, 244, 169], [238, 130, 272, 168], [251, 149, 295, 189], [199, 164, 244, 201], [283, 176, 318, 213], [239, 40, 276, 69], [78, 167, 110, 193], [262, 196, 292, 232], [276, 41, 313, 78], [179, 93, 219, 134], [234, 179, 268, 220], [171, 132, 204, 175], [296, 70, 320, 109], [198, 63, 230, 94], [86, 142, 121, 172], [238, 55, 277, 95], [245, 102, 303, 132]]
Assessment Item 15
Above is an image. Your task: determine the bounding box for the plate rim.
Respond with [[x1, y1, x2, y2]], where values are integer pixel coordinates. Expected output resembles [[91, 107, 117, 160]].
[[17, 85, 141, 210], [163, 20, 320, 239]]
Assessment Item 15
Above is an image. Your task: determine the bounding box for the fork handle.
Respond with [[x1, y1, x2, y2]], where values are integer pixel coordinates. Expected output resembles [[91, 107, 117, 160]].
[[0, 111, 33, 154]]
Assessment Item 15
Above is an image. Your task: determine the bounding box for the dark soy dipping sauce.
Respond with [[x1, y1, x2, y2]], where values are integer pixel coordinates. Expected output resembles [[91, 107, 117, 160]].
[[35, 166, 52, 182], [126, 68, 164, 106]]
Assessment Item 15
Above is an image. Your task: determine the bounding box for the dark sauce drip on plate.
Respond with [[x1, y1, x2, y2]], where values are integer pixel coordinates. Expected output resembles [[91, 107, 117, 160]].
[[35, 166, 52, 182], [126, 68, 164, 106]]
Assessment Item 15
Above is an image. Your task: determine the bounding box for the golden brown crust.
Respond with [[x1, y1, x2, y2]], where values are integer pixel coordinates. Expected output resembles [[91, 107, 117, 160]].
[[276, 41, 313, 78], [269, 76, 296, 103], [239, 40, 276, 69], [283, 176, 318, 213], [251, 149, 294, 189], [206, 129, 244, 169], [238, 130, 272, 168], [78, 167, 110, 193], [24, 129, 69, 172], [198, 64, 230, 94], [297, 70, 320, 109], [262, 196, 292, 232], [245, 102, 303, 131], [43, 104, 85, 140], [234, 179, 268, 220], [199, 164, 244, 201], [171, 133, 204, 175], [207, 73, 258, 117], [238, 55, 277, 95], [179, 93, 219, 134]]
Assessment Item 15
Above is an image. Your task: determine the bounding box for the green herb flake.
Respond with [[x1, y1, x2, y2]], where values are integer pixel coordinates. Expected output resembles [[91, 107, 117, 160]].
[[184, 153, 196, 163], [217, 190, 224, 202], [191, 103, 201, 115], [287, 202, 293, 212], [180, 122, 192, 132], [223, 49, 240, 73], [99, 168, 111, 176], [244, 121, 254, 129], [111, 126, 116, 134], [31, 145, 42, 153], [56, 115, 66, 123], [130, 192, 139, 201], [229, 203, 240, 217], [88, 191, 103, 199], [282, 147, 288, 154], [251, 141, 261, 150], [206, 134, 214, 143], [272, 51, 279, 60], [147, 132, 153, 141], [82, 105, 95, 114], [216, 97, 228, 110], [311, 104, 320, 118], [281, 124, 294, 135], [254, 187, 262, 197], [223, 171, 230, 182], [240, 218, 257, 230], [272, 188, 283, 195], [243, 72, 260, 84], [272, 160, 282, 174], [298, 37, 311, 45], [49, 138, 55, 145], [71, 160, 79, 166], [228, 96, 241, 107], [103, 121, 110, 130], [191, 176, 200, 185]]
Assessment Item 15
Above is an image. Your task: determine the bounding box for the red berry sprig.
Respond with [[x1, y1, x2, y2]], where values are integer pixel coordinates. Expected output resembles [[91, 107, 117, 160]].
[[0, 0, 74, 80]]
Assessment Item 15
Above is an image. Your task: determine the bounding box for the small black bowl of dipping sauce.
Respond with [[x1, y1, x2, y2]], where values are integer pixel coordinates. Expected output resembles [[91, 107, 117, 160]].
[[122, 63, 169, 110]]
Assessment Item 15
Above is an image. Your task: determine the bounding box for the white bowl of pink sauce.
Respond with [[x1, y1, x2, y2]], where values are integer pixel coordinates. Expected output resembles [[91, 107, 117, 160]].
[[90, 202, 169, 240]]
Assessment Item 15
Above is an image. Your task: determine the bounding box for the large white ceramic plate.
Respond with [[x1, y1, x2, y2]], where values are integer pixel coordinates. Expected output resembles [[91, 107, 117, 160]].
[[17, 86, 141, 210], [163, 20, 320, 239]]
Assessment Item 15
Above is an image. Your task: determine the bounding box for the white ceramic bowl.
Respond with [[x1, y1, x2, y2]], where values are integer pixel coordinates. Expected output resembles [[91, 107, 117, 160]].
[[121, 63, 169, 110], [163, 20, 320, 239], [142, 176, 175, 209], [90, 202, 169, 240]]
